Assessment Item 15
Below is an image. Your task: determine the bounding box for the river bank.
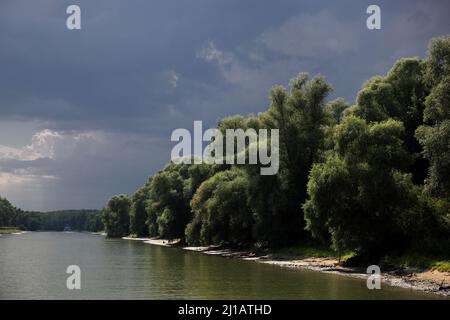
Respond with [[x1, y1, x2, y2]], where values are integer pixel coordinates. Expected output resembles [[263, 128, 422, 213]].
[[0, 227, 27, 235], [187, 246, 450, 297], [123, 236, 450, 297]]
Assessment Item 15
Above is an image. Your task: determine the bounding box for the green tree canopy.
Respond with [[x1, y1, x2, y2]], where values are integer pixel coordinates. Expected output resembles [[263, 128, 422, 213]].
[[186, 168, 252, 246], [146, 161, 223, 240], [416, 36, 450, 198], [0, 196, 18, 227], [102, 194, 131, 238], [129, 179, 151, 237], [247, 73, 332, 246], [303, 116, 417, 258], [349, 57, 428, 183]]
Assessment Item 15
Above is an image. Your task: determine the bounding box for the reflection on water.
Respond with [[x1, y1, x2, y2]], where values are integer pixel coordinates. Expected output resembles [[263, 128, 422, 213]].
[[0, 232, 444, 299]]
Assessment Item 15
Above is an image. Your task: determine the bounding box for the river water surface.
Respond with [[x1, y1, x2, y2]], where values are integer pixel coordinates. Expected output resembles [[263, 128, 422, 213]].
[[0, 232, 444, 299]]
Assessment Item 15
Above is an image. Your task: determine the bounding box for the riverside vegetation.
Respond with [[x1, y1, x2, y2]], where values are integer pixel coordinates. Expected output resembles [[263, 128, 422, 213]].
[[2, 36, 449, 273], [0, 196, 102, 233]]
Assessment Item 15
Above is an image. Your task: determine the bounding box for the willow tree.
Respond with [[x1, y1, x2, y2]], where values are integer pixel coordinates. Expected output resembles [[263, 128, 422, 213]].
[[0, 196, 17, 227], [248, 73, 332, 246], [186, 168, 252, 246], [129, 178, 151, 237], [303, 116, 416, 259], [102, 194, 131, 238], [146, 161, 222, 240], [348, 57, 429, 184], [416, 36, 450, 198]]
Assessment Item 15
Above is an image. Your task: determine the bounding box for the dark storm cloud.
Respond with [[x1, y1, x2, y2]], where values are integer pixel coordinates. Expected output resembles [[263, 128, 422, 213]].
[[0, 0, 449, 210], [0, 0, 301, 133]]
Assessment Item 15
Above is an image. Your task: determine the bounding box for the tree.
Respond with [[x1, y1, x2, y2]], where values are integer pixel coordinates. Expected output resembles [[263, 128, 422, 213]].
[[186, 168, 253, 246], [15, 210, 102, 232], [324, 98, 349, 125], [349, 57, 429, 184], [0, 196, 17, 227], [416, 36, 450, 198], [416, 121, 450, 198], [249, 73, 332, 246], [102, 195, 131, 238], [424, 36, 450, 88], [130, 179, 151, 237], [146, 168, 184, 239], [146, 161, 222, 240], [303, 116, 415, 259]]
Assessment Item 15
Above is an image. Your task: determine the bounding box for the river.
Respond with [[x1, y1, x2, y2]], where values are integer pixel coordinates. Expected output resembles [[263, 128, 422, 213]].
[[0, 232, 444, 299]]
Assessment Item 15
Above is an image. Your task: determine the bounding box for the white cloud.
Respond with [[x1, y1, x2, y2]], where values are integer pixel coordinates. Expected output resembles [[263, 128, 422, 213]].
[[0, 129, 61, 160], [0, 172, 56, 187], [0, 129, 103, 198], [196, 41, 234, 65], [0, 129, 102, 161], [167, 69, 180, 88], [196, 41, 261, 86]]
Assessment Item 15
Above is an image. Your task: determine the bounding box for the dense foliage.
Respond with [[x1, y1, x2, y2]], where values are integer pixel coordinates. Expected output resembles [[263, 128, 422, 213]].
[[0, 196, 18, 227], [102, 195, 131, 237], [187, 168, 253, 245], [303, 117, 446, 258], [3, 209, 102, 232]]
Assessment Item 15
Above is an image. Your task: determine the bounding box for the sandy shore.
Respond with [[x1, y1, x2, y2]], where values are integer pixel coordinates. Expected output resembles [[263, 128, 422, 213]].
[[122, 236, 179, 247], [0, 230, 28, 235], [11, 231, 28, 235], [91, 232, 107, 236], [125, 237, 450, 297]]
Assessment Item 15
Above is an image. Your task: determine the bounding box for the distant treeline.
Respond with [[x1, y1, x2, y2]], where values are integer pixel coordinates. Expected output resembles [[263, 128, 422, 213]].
[[16, 210, 103, 232], [0, 197, 102, 232], [102, 36, 450, 262]]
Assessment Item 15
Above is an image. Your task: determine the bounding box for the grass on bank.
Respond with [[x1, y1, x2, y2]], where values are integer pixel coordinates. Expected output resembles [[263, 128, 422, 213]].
[[274, 244, 357, 262], [0, 227, 21, 234], [385, 254, 450, 272], [275, 244, 450, 272]]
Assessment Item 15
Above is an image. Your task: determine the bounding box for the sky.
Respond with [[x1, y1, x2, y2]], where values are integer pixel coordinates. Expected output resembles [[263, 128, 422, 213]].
[[0, 0, 449, 211]]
